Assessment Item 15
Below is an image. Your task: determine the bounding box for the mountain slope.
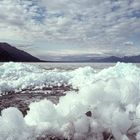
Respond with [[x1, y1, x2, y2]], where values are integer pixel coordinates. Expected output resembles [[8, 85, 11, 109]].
[[0, 43, 41, 62], [89, 55, 140, 63]]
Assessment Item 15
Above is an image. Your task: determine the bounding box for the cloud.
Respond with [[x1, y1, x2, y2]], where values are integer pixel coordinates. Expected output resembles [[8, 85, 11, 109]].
[[124, 41, 134, 46], [0, 0, 140, 57]]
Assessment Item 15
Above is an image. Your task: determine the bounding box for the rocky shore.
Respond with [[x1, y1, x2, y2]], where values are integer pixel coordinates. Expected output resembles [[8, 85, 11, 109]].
[[0, 86, 73, 116]]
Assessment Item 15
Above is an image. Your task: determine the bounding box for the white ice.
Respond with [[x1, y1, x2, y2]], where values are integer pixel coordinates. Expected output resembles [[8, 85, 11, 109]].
[[0, 62, 140, 140]]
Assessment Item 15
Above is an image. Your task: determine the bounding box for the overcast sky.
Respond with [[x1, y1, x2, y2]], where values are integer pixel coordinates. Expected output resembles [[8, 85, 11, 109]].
[[0, 0, 140, 59]]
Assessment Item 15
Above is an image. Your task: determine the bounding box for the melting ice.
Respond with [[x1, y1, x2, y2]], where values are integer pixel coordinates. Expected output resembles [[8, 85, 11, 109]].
[[0, 62, 140, 140]]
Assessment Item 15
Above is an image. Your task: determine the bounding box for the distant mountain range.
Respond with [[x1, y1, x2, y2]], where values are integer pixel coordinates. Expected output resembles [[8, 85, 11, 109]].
[[0, 43, 42, 62], [0, 42, 140, 62], [51, 54, 140, 63], [53, 55, 140, 63], [87, 55, 140, 63]]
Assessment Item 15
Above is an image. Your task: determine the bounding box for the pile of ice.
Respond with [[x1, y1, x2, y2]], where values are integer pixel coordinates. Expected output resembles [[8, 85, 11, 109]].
[[0, 62, 69, 93], [1, 62, 140, 139], [0, 62, 96, 93]]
